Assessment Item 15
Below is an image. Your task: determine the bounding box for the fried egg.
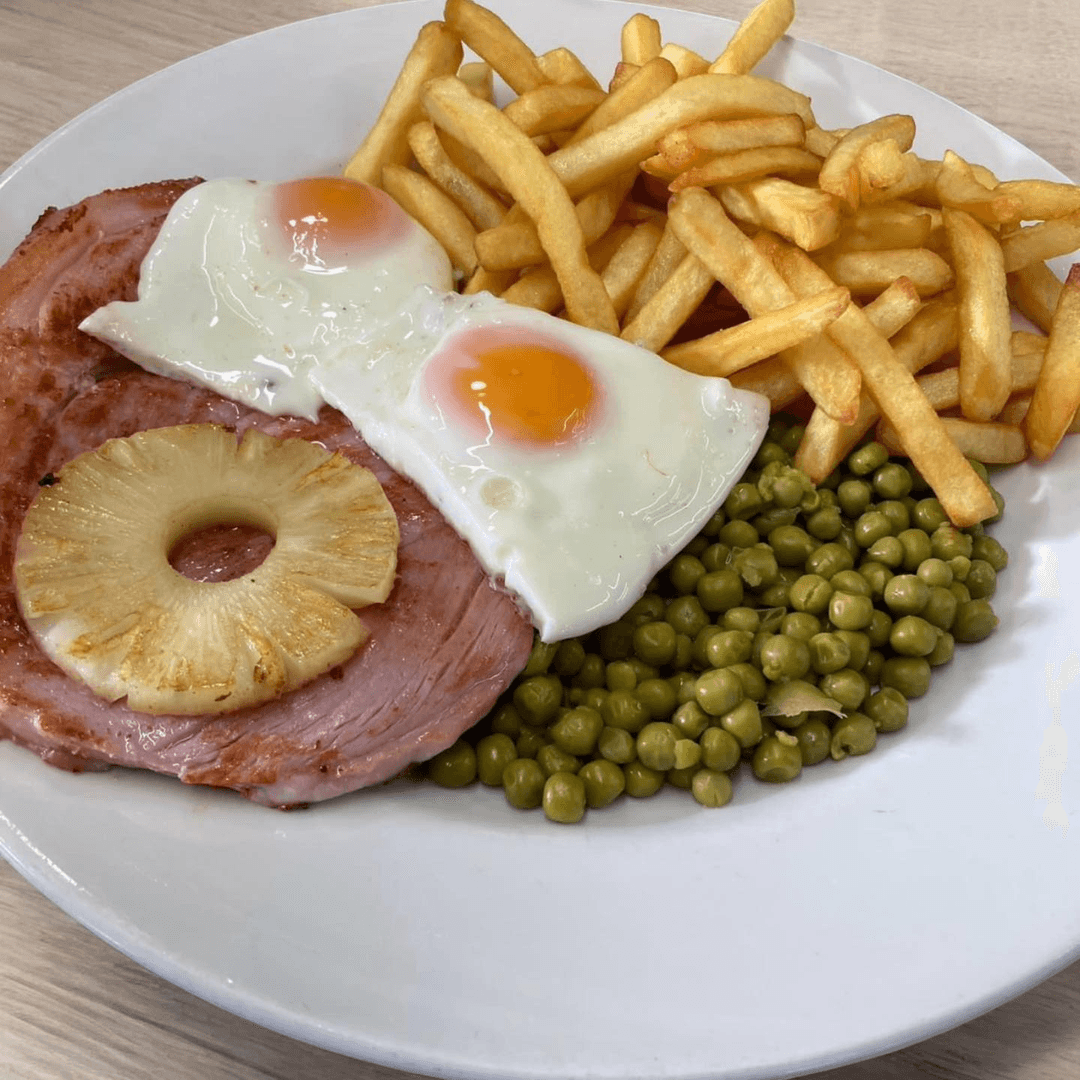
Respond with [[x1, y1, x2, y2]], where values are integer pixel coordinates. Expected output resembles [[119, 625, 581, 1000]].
[[81, 177, 768, 641]]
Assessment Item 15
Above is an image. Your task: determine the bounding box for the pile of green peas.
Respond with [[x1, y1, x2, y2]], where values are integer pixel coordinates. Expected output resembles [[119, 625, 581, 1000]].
[[424, 416, 1008, 823]]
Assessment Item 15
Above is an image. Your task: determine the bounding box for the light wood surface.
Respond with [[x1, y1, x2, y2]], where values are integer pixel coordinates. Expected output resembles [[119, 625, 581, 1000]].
[[2, 2, 1079, 1078]]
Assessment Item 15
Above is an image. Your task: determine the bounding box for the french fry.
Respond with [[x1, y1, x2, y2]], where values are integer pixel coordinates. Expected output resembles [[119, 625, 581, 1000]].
[[991, 178, 1080, 222], [545, 74, 815, 198], [422, 75, 618, 333], [728, 355, 804, 410], [825, 201, 935, 253], [659, 43, 712, 79], [601, 221, 664, 319], [381, 164, 478, 275], [813, 247, 954, 298], [619, 253, 716, 352], [439, 128, 508, 195], [770, 239, 996, 525], [1007, 260, 1063, 334], [537, 47, 602, 92], [859, 152, 940, 206], [908, 335, 1044, 413], [943, 206, 1013, 421], [710, 0, 796, 75], [343, 22, 463, 186], [667, 188, 861, 423], [877, 417, 1028, 464], [718, 177, 841, 251], [661, 285, 850, 377], [854, 138, 906, 195], [1000, 213, 1080, 273], [624, 219, 687, 322], [502, 85, 606, 137], [475, 170, 635, 270], [621, 13, 662, 66], [463, 264, 518, 296], [803, 125, 840, 157], [566, 56, 678, 147], [655, 128, 703, 172], [457, 60, 494, 101], [407, 121, 508, 230], [1024, 264, 1080, 460], [669, 146, 821, 190], [859, 275, 923, 334], [675, 113, 805, 154], [443, 0, 550, 94], [817, 114, 916, 209]]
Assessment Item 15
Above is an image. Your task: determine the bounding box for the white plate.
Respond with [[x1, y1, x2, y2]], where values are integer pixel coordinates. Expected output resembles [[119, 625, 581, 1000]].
[[2, 2, 1079, 1078]]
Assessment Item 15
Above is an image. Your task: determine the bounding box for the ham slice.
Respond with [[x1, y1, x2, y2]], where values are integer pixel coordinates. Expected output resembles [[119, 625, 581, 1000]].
[[0, 183, 535, 807]]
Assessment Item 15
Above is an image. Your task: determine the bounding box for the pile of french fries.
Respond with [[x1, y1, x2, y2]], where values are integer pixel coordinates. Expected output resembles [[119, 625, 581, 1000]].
[[344, 0, 1080, 529]]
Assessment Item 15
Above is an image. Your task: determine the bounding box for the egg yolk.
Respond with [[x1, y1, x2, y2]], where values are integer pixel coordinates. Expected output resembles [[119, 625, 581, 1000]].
[[268, 176, 408, 270], [428, 327, 601, 448]]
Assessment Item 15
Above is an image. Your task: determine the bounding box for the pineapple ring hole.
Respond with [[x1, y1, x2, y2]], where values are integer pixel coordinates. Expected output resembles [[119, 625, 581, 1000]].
[[168, 522, 276, 583]]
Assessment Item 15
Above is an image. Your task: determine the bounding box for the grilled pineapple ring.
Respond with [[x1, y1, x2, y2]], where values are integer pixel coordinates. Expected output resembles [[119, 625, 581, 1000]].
[[13, 424, 399, 716]]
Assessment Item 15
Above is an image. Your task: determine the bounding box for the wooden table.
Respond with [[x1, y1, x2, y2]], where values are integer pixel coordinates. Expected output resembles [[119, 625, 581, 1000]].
[[2, 2, 1078, 1078]]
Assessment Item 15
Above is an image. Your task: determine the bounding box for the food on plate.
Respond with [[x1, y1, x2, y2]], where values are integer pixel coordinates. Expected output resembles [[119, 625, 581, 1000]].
[[15, 424, 399, 715]]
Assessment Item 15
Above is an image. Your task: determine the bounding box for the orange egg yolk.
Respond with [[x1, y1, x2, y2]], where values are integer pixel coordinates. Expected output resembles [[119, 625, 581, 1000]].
[[268, 176, 408, 268], [431, 328, 600, 448]]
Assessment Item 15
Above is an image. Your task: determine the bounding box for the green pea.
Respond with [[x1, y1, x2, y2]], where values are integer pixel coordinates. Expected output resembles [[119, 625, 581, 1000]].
[[758, 606, 788, 633], [623, 760, 665, 798], [889, 615, 939, 657], [882, 574, 930, 615], [601, 689, 651, 733], [697, 569, 745, 613], [965, 559, 997, 600], [502, 758, 546, 809], [597, 620, 635, 660], [718, 518, 760, 549], [753, 439, 789, 469], [537, 743, 580, 778], [695, 542, 728, 573], [635, 722, 679, 771], [897, 528, 933, 571], [597, 725, 636, 764], [759, 634, 811, 682], [699, 726, 742, 771], [848, 441, 889, 476], [952, 599, 999, 643], [769, 524, 818, 567], [427, 740, 477, 787], [829, 591, 874, 631], [752, 730, 803, 781], [727, 662, 768, 701], [674, 738, 702, 770], [805, 542, 855, 579], [876, 500, 910, 535], [912, 497, 949, 533], [949, 580, 972, 605], [513, 675, 563, 725], [691, 768, 734, 807], [794, 716, 832, 765], [719, 698, 763, 748], [931, 524, 974, 561], [853, 510, 894, 548], [808, 631, 851, 675], [672, 633, 694, 670], [635, 678, 678, 721], [778, 422, 806, 455], [670, 671, 698, 705], [724, 482, 765, 521], [789, 573, 834, 615], [666, 595, 709, 638], [916, 557, 953, 588], [863, 649, 885, 686], [695, 667, 745, 716], [927, 629, 955, 667], [752, 506, 799, 536], [806, 506, 844, 540], [577, 760, 625, 808], [820, 667, 868, 710], [834, 630, 870, 672], [570, 652, 606, 689], [515, 727, 547, 759], [831, 569, 872, 597], [489, 702, 523, 739], [830, 712, 877, 759], [733, 545, 780, 588], [549, 706, 604, 756], [632, 620, 677, 666], [606, 660, 637, 692], [722, 606, 760, 632], [476, 733, 519, 786], [971, 534, 1008, 571], [834, 526, 861, 561], [921, 585, 958, 631], [872, 461, 913, 499], [543, 772, 586, 823], [948, 554, 971, 582], [858, 560, 893, 601], [700, 506, 727, 537], [781, 612, 821, 642], [863, 686, 908, 733], [704, 629, 755, 668], [881, 656, 932, 698], [672, 700, 711, 740], [667, 555, 704, 597], [756, 581, 792, 608], [837, 478, 873, 518], [865, 608, 893, 649], [865, 535, 904, 568]]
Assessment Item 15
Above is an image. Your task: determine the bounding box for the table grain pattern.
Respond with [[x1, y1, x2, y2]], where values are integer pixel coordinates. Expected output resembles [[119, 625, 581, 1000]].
[[2, 2, 1079, 1078]]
